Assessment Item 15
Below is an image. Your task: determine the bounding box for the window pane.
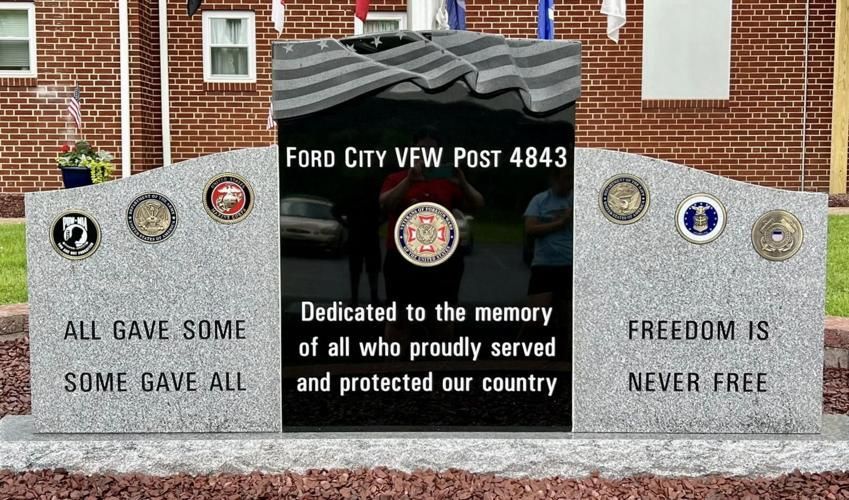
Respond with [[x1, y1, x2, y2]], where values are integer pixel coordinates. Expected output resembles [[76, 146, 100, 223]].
[[0, 10, 29, 38], [210, 18, 246, 45], [211, 47, 248, 76], [0, 40, 29, 70], [364, 20, 399, 34]]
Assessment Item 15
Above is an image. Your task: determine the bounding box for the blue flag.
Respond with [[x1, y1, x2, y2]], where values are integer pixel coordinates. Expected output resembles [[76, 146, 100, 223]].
[[447, 0, 466, 30], [538, 0, 554, 40]]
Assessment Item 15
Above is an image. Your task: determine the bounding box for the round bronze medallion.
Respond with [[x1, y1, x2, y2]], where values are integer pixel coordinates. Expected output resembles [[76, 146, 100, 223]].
[[127, 192, 177, 243], [751, 210, 804, 261], [204, 173, 254, 224], [50, 210, 101, 260], [599, 174, 650, 224]]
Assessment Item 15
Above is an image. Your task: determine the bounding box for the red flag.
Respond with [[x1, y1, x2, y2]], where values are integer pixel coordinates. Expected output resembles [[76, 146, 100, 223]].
[[355, 0, 369, 22]]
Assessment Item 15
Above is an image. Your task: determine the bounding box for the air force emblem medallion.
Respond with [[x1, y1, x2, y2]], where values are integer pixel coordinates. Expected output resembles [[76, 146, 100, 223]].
[[395, 202, 459, 267], [676, 193, 726, 244], [127, 193, 177, 243], [204, 173, 254, 224], [50, 211, 101, 260], [599, 174, 649, 224], [752, 210, 803, 261]]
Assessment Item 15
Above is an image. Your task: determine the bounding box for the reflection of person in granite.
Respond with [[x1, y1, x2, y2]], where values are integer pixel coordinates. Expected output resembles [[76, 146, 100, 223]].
[[333, 179, 383, 306], [379, 127, 485, 339], [522, 167, 573, 338]]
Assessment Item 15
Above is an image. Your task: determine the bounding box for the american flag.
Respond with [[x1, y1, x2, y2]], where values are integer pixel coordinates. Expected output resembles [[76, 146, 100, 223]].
[[266, 101, 276, 130], [67, 84, 82, 129]]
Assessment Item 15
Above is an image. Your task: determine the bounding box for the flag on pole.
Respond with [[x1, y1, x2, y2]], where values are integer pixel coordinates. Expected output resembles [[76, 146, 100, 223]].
[[272, 0, 286, 34], [187, 0, 203, 16], [538, 0, 554, 40], [67, 83, 82, 130], [355, 0, 370, 22], [446, 0, 466, 30], [266, 101, 276, 130], [435, 0, 450, 30], [601, 0, 626, 43]]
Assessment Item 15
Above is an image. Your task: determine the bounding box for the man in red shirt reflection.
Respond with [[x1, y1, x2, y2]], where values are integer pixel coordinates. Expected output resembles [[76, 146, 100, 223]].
[[379, 127, 485, 339]]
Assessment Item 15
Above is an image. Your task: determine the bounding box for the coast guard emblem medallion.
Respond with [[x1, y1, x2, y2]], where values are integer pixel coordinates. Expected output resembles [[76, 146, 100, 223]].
[[599, 174, 649, 224], [395, 202, 459, 267], [752, 210, 803, 261], [50, 211, 101, 260], [676, 193, 726, 244], [204, 173, 254, 224], [127, 193, 177, 243]]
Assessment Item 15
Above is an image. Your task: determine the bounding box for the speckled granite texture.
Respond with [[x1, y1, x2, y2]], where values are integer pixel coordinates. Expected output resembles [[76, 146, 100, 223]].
[[24, 147, 281, 433], [572, 148, 827, 433], [2, 414, 849, 478]]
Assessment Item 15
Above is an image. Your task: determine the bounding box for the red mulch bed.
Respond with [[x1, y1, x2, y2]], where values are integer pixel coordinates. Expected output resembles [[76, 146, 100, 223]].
[[2, 468, 849, 499], [3, 338, 849, 498], [0, 193, 24, 219]]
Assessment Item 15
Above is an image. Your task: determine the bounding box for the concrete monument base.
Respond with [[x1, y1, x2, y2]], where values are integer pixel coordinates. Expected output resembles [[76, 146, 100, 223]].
[[2, 415, 849, 478]]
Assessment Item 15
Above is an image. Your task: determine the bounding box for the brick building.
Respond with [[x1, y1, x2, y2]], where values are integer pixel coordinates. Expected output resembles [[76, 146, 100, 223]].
[[0, 0, 845, 210]]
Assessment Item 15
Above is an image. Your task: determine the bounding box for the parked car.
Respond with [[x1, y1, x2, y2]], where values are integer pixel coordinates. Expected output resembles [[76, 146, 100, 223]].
[[280, 196, 346, 256], [453, 209, 474, 255]]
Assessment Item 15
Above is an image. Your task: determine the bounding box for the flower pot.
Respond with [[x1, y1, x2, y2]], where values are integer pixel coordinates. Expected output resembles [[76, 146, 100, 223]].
[[60, 166, 93, 189]]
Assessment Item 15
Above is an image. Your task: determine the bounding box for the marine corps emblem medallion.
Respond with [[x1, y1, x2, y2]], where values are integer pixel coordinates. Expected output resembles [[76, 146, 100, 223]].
[[395, 202, 459, 267], [204, 173, 254, 224], [752, 210, 803, 261]]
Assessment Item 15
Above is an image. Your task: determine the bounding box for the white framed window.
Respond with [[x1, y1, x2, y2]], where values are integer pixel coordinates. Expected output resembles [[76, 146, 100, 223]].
[[202, 11, 256, 83], [641, 0, 732, 100], [0, 2, 37, 77], [354, 12, 408, 35]]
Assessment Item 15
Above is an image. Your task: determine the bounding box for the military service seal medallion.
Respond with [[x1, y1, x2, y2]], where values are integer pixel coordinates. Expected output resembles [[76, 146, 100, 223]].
[[752, 210, 804, 261], [599, 174, 650, 224], [676, 193, 726, 244], [204, 173, 253, 224], [395, 202, 459, 267], [50, 211, 101, 260], [127, 193, 177, 243]]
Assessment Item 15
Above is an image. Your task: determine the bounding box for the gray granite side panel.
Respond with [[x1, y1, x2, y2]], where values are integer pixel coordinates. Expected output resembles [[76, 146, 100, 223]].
[[572, 148, 827, 433], [25, 147, 281, 433], [3, 415, 849, 478]]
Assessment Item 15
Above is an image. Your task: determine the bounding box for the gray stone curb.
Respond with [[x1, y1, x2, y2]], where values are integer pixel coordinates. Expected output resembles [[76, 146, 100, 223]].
[[3, 415, 849, 478]]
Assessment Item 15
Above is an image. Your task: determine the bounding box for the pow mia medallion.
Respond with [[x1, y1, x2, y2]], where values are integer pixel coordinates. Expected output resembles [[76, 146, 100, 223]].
[[50, 211, 101, 260], [599, 174, 650, 224], [127, 193, 177, 243], [204, 173, 254, 224], [395, 202, 459, 267], [752, 210, 804, 261], [676, 193, 727, 244]]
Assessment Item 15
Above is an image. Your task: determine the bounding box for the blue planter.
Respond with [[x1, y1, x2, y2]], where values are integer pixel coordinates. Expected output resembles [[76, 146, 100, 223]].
[[60, 167, 93, 189]]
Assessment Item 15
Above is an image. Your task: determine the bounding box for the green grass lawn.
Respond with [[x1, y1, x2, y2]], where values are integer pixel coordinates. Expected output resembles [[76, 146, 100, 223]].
[[827, 215, 849, 316], [3, 217, 849, 316], [0, 223, 26, 305]]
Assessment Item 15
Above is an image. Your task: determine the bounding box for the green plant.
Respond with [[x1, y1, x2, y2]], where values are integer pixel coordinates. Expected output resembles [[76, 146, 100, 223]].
[[56, 140, 115, 184]]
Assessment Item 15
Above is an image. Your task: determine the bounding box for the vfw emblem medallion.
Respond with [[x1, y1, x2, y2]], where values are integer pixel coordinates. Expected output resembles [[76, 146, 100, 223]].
[[50, 211, 101, 260], [204, 173, 254, 224], [676, 193, 727, 244], [395, 202, 459, 267]]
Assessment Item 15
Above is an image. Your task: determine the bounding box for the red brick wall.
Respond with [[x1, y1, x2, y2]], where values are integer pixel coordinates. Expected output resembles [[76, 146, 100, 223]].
[[0, 0, 843, 194]]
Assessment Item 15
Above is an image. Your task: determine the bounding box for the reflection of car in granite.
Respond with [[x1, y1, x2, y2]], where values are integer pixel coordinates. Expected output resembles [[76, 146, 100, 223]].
[[453, 209, 474, 254], [280, 196, 345, 256]]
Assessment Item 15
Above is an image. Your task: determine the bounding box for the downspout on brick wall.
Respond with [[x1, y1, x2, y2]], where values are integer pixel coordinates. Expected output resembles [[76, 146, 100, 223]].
[[159, 0, 172, 167], [119, 0, 131, 177]]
